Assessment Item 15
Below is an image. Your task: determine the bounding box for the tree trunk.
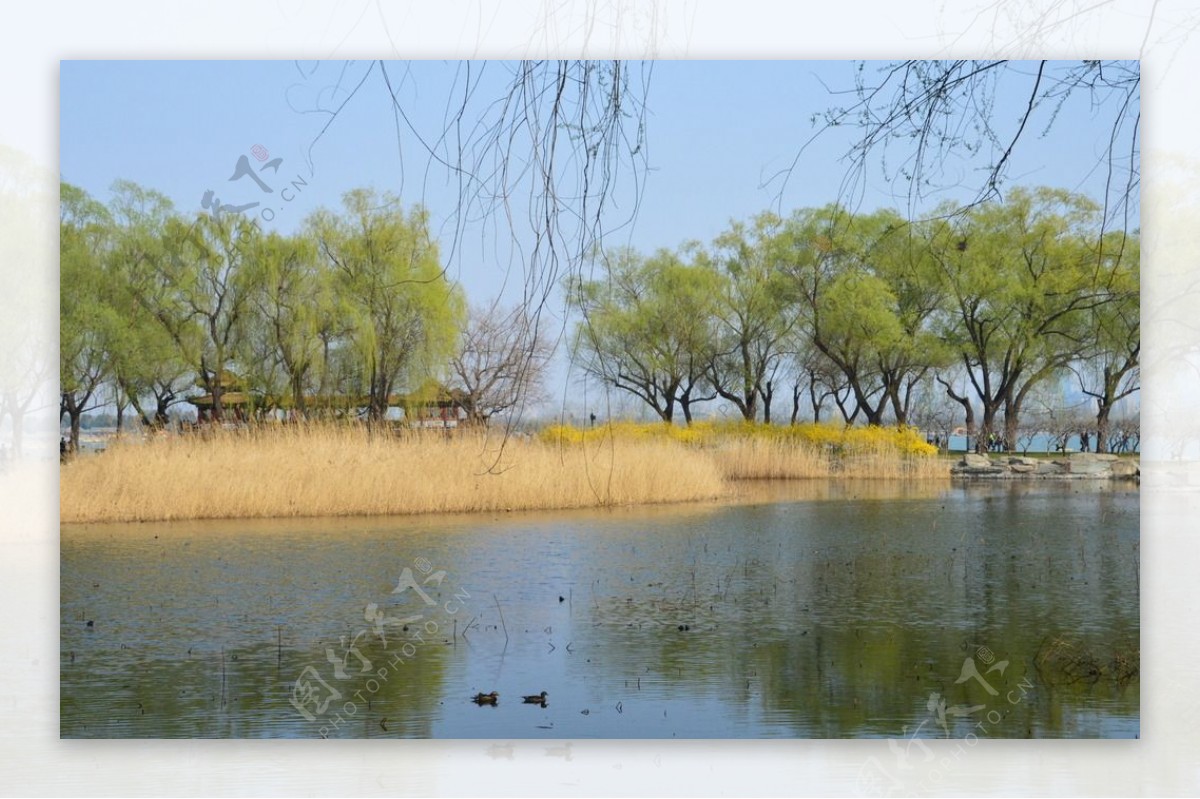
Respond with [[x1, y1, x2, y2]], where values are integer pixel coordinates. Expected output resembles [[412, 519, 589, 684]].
[[155, 396, 172, 427], [211, 367, 225, 422], [126, 385, 153, 428], [1003, 414, 1019, 453], [61, 392, 89, 455], [892, 374, 922, 428], [1095, 404, 1111, 454], [884, 382, 909, 427], [835, 391, 857, 424], [847, 376, 886, 426], [291, 373, 307, 417], [1002, 384, 1025, 454], [887, 382, 906, 426], [677, 375, 712, 427], [808, 380, 822, 423], [199, 365, 225, 423], [369, 363, 390, 424], [937, 377, 975, 437], [978, 404, 1002, 454], [70, 409, 82, 455], [713, 385, 756, 421]]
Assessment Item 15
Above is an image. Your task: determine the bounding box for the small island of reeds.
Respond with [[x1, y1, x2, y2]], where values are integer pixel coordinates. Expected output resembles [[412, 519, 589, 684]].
[[59, 421, 946, 524]]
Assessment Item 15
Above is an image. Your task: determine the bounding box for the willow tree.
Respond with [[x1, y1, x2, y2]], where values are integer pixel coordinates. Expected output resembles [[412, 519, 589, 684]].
[[703, 215, 798, 423], [930, 187, 1111, 450], [243, 231, 330, 415], [60, 182, 115, 452], [311, 190, 464, 422], [809, 269, 906, 425], [570, 247, 719, 424], [147, 212, 265, 421], [778, 207, 948, 426], [105, 181, 193, 427], [1075, 230, 1140, 452]]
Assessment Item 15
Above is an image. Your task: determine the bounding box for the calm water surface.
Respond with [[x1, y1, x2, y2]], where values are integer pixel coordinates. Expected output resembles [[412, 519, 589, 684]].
[[61, 480, 1139, 738]]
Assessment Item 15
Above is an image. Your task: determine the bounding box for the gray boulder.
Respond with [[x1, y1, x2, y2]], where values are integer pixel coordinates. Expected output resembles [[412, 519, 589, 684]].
[[1109, 459, 1140, 478], [1066, 456, 1110, 475]]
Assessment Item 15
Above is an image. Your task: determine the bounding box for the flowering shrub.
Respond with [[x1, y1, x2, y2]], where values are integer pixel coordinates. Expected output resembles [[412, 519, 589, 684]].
[[540, 420, 937, 457]]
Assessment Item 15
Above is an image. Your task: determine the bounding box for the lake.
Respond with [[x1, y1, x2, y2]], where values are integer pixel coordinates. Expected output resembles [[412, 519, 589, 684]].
[[61, 480, 1139, 738]]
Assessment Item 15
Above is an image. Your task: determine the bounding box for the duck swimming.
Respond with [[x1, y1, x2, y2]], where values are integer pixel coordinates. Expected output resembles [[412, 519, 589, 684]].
[[522, 691, 548, 705], [471, 692, 499, 705]]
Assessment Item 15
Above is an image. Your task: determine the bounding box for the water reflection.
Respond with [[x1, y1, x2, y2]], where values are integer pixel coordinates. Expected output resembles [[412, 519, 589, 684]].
[[62, 481, 1138, 738]]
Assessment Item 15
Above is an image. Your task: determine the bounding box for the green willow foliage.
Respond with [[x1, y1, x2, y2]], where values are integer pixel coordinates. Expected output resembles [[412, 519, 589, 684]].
[[570, 187, 1139, 449], [59, 182, 464, 443], [61, 179, 1138, 453]]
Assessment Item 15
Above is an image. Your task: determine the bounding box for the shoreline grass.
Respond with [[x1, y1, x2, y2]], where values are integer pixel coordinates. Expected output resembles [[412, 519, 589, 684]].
[[60, 421, 950, 524]]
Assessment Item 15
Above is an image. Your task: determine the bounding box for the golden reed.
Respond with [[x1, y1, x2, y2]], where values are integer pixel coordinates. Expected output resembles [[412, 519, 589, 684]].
[[60, 422, 949, 524]]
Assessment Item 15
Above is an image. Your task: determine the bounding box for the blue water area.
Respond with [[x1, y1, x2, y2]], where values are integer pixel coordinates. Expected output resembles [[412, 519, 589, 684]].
[[61, 480, 1139, 738]]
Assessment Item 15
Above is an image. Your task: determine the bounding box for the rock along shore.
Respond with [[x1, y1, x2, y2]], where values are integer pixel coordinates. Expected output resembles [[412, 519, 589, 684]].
[[950, 451, 1140, 480]]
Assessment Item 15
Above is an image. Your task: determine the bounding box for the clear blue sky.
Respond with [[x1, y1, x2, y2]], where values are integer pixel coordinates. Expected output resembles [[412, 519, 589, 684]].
[[60, 60, 1134, 418], [60, 60, 1129, 285]]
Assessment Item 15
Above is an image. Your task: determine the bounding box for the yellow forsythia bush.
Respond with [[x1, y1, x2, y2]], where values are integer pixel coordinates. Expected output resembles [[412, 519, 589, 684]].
[[540, 420, 937, 456]]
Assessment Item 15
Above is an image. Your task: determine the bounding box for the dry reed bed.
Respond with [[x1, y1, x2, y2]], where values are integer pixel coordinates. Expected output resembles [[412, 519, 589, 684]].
[[60, 423, 950, 524], [59, 426, 727, 523]]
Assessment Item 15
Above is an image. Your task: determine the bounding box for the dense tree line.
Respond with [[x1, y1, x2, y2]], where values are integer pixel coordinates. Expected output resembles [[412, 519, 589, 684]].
[[569, 187, 1139, 453], [60, 182, 549, 452], [61, 179, 1138, 457]]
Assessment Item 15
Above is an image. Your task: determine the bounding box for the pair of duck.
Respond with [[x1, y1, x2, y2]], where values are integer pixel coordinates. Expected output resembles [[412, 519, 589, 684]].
[[471, 691, 547, 706]]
